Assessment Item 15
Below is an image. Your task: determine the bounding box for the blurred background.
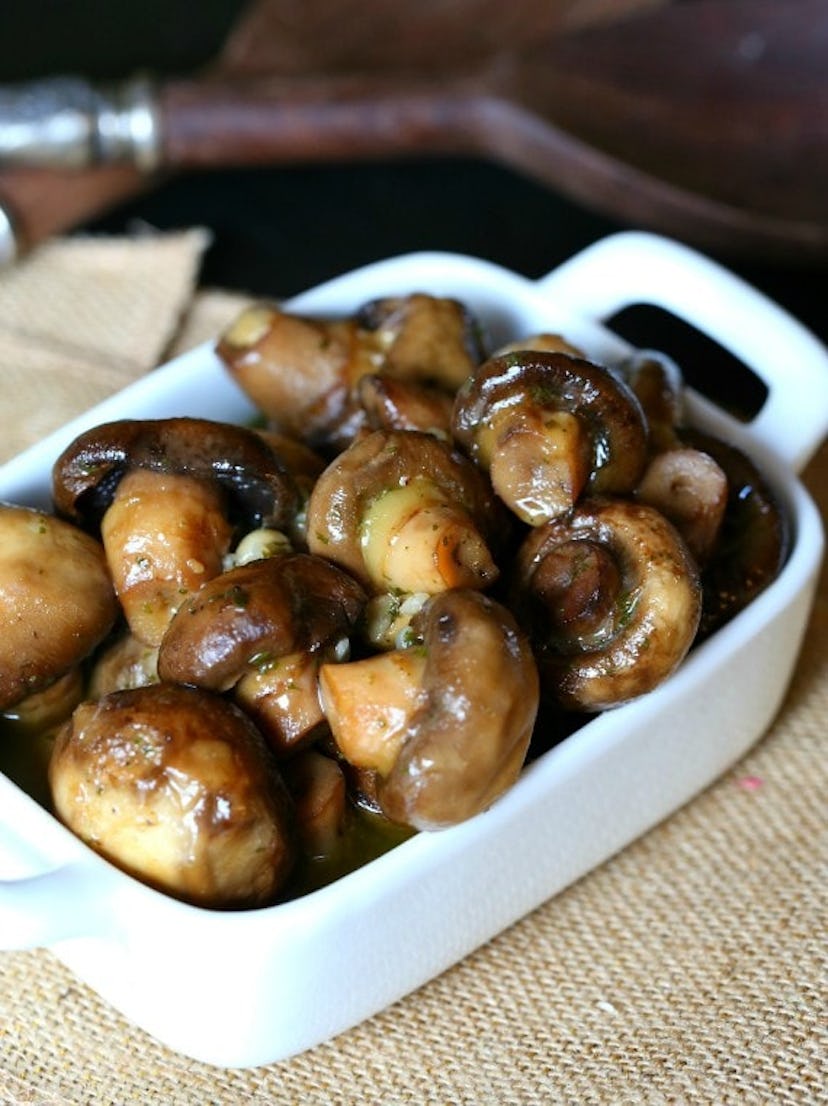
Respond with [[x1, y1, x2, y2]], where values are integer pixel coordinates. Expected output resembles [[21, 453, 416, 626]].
[[0, 0, 825, 387]]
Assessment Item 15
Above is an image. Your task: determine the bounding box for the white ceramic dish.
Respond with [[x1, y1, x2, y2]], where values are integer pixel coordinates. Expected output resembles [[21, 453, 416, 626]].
[[0, 232, 826, 1068]]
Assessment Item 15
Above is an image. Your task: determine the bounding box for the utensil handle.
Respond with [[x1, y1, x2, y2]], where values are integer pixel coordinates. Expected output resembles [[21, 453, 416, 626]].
[[537, 231, 828, 473]]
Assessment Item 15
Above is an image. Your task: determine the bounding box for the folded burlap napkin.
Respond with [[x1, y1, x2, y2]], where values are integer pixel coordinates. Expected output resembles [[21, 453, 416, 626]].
[[0, 234, 825, 1105]]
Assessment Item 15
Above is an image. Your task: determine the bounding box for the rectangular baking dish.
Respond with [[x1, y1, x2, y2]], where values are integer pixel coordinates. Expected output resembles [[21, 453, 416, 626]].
[[0, 231, 826, 1068]]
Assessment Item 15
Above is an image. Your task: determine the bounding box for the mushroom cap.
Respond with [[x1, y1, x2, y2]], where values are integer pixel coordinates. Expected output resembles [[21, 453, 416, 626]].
[[515, 496, 702, 711], [49, 683, 295, 908], [377, 589, 540, 830], [452, 350, 649, 496], [0, 503, 118, 710], [305, 428, 507, 589], [157, 552, 366, 692], [52, 416, 299, 533]]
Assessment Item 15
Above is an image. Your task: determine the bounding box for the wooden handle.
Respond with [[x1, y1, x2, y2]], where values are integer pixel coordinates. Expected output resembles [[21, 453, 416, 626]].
[[158, 75, 486, 167]]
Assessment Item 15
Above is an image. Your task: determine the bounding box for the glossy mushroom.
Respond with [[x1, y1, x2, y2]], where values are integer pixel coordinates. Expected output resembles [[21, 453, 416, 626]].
[[158, 553, 366, 756], [616, 348, 686, 454], [514, 497, 702, 711], [452, 350, 648, 526], [49, 683, 295, 909], [355, 293, 485, 391], [636, 447, 728, 565], [357, 373, 455, 438], [0, 503, 118, 711], [306, 429, 503, 595], [680, 429, 790, 639], [319, 589, 540, 831], [87, 632, 160, 699], [52, 417, 300, 647], [216, 305, 377, 453]]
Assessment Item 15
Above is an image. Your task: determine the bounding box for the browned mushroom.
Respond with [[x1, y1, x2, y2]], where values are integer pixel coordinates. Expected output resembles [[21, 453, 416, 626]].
[[357, 373, 455, 438], [281, 748, 348, 860], [87, 632, 160, 699], [680, 429, 790, 639], [452, 351, 648, 526], [0, 504, 118, 711], [306, 429, 503, 595], [493, 332, 585, 359], [355, 293, 485, 391], [254, 427, 328, 548], [614, 350, 729, 564], [52, 417, 300, 647], [319, 589, 540, 831], [217, 305, 376, 454], [158, 553, 366, 756], [49, 683, 295, 909], [616, 349, 686, 454], [514, 497, 702, 711], [636, 447, 728, 565]]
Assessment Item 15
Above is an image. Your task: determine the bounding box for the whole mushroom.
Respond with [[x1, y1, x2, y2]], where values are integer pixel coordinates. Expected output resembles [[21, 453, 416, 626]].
[[49, 683, 295, 909], [216, 293, 485, 455], [355, 293, 485, 391], [514, 497, 702, 711], [319, 589, 540, 831], [216, 305, 377, 454], [617, 350, 729, 564], [0, 503, 118, 711], [452, 350, 648, 526], [158, 552, 366, 756], [680, 429, 790, 639], [52, 417, 299, 646], [306, 429, 504, 596]]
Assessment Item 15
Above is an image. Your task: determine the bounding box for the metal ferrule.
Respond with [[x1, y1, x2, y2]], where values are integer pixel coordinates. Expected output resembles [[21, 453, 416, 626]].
[[0, 75, 162, 171]]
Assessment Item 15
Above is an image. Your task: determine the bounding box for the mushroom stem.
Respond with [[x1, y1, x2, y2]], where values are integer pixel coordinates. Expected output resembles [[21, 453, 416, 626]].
[[101, 468, 233, 647], [319, 649, 427, 777], [485, 408, 592, 526], [360, 480, 498, 594], [234, 650, 327, 757]]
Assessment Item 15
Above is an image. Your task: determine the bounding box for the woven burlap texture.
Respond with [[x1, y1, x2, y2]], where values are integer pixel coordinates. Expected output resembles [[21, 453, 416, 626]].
[[0, 236, 825, 1105]]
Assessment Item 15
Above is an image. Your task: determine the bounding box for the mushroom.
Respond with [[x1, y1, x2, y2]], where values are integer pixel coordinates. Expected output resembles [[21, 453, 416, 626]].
[[680, 429, 790, 640], [87, 632, 160, 699], [319, 589, 540, 831], [49, 683, 295, 909], [357, 373, 455, 438], [355, 293, 485, 391], [616, 349, 686, 454], [157, 552, 366, 756], [281, 748, 348, 860], [514, 497, 702, 711], [493, 332, 585, 359], [216, 305, 377, 453], [452, 350, 648, 526], [612, 350, 730, 566], [2, 668, 84, 734], [0, 503, 118, 711], [306, 429, 503, 595], [635, 448, 728, 565], [52, 417, 300, 646]]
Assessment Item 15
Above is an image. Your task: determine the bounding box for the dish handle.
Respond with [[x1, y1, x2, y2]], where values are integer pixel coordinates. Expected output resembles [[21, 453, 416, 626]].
[[0, 860, 117, 949], [537, 231, 828, 473]]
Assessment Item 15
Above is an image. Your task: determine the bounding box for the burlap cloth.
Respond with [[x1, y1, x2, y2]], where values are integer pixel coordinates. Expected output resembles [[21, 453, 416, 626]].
[[0, 233, 825, 1105]]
